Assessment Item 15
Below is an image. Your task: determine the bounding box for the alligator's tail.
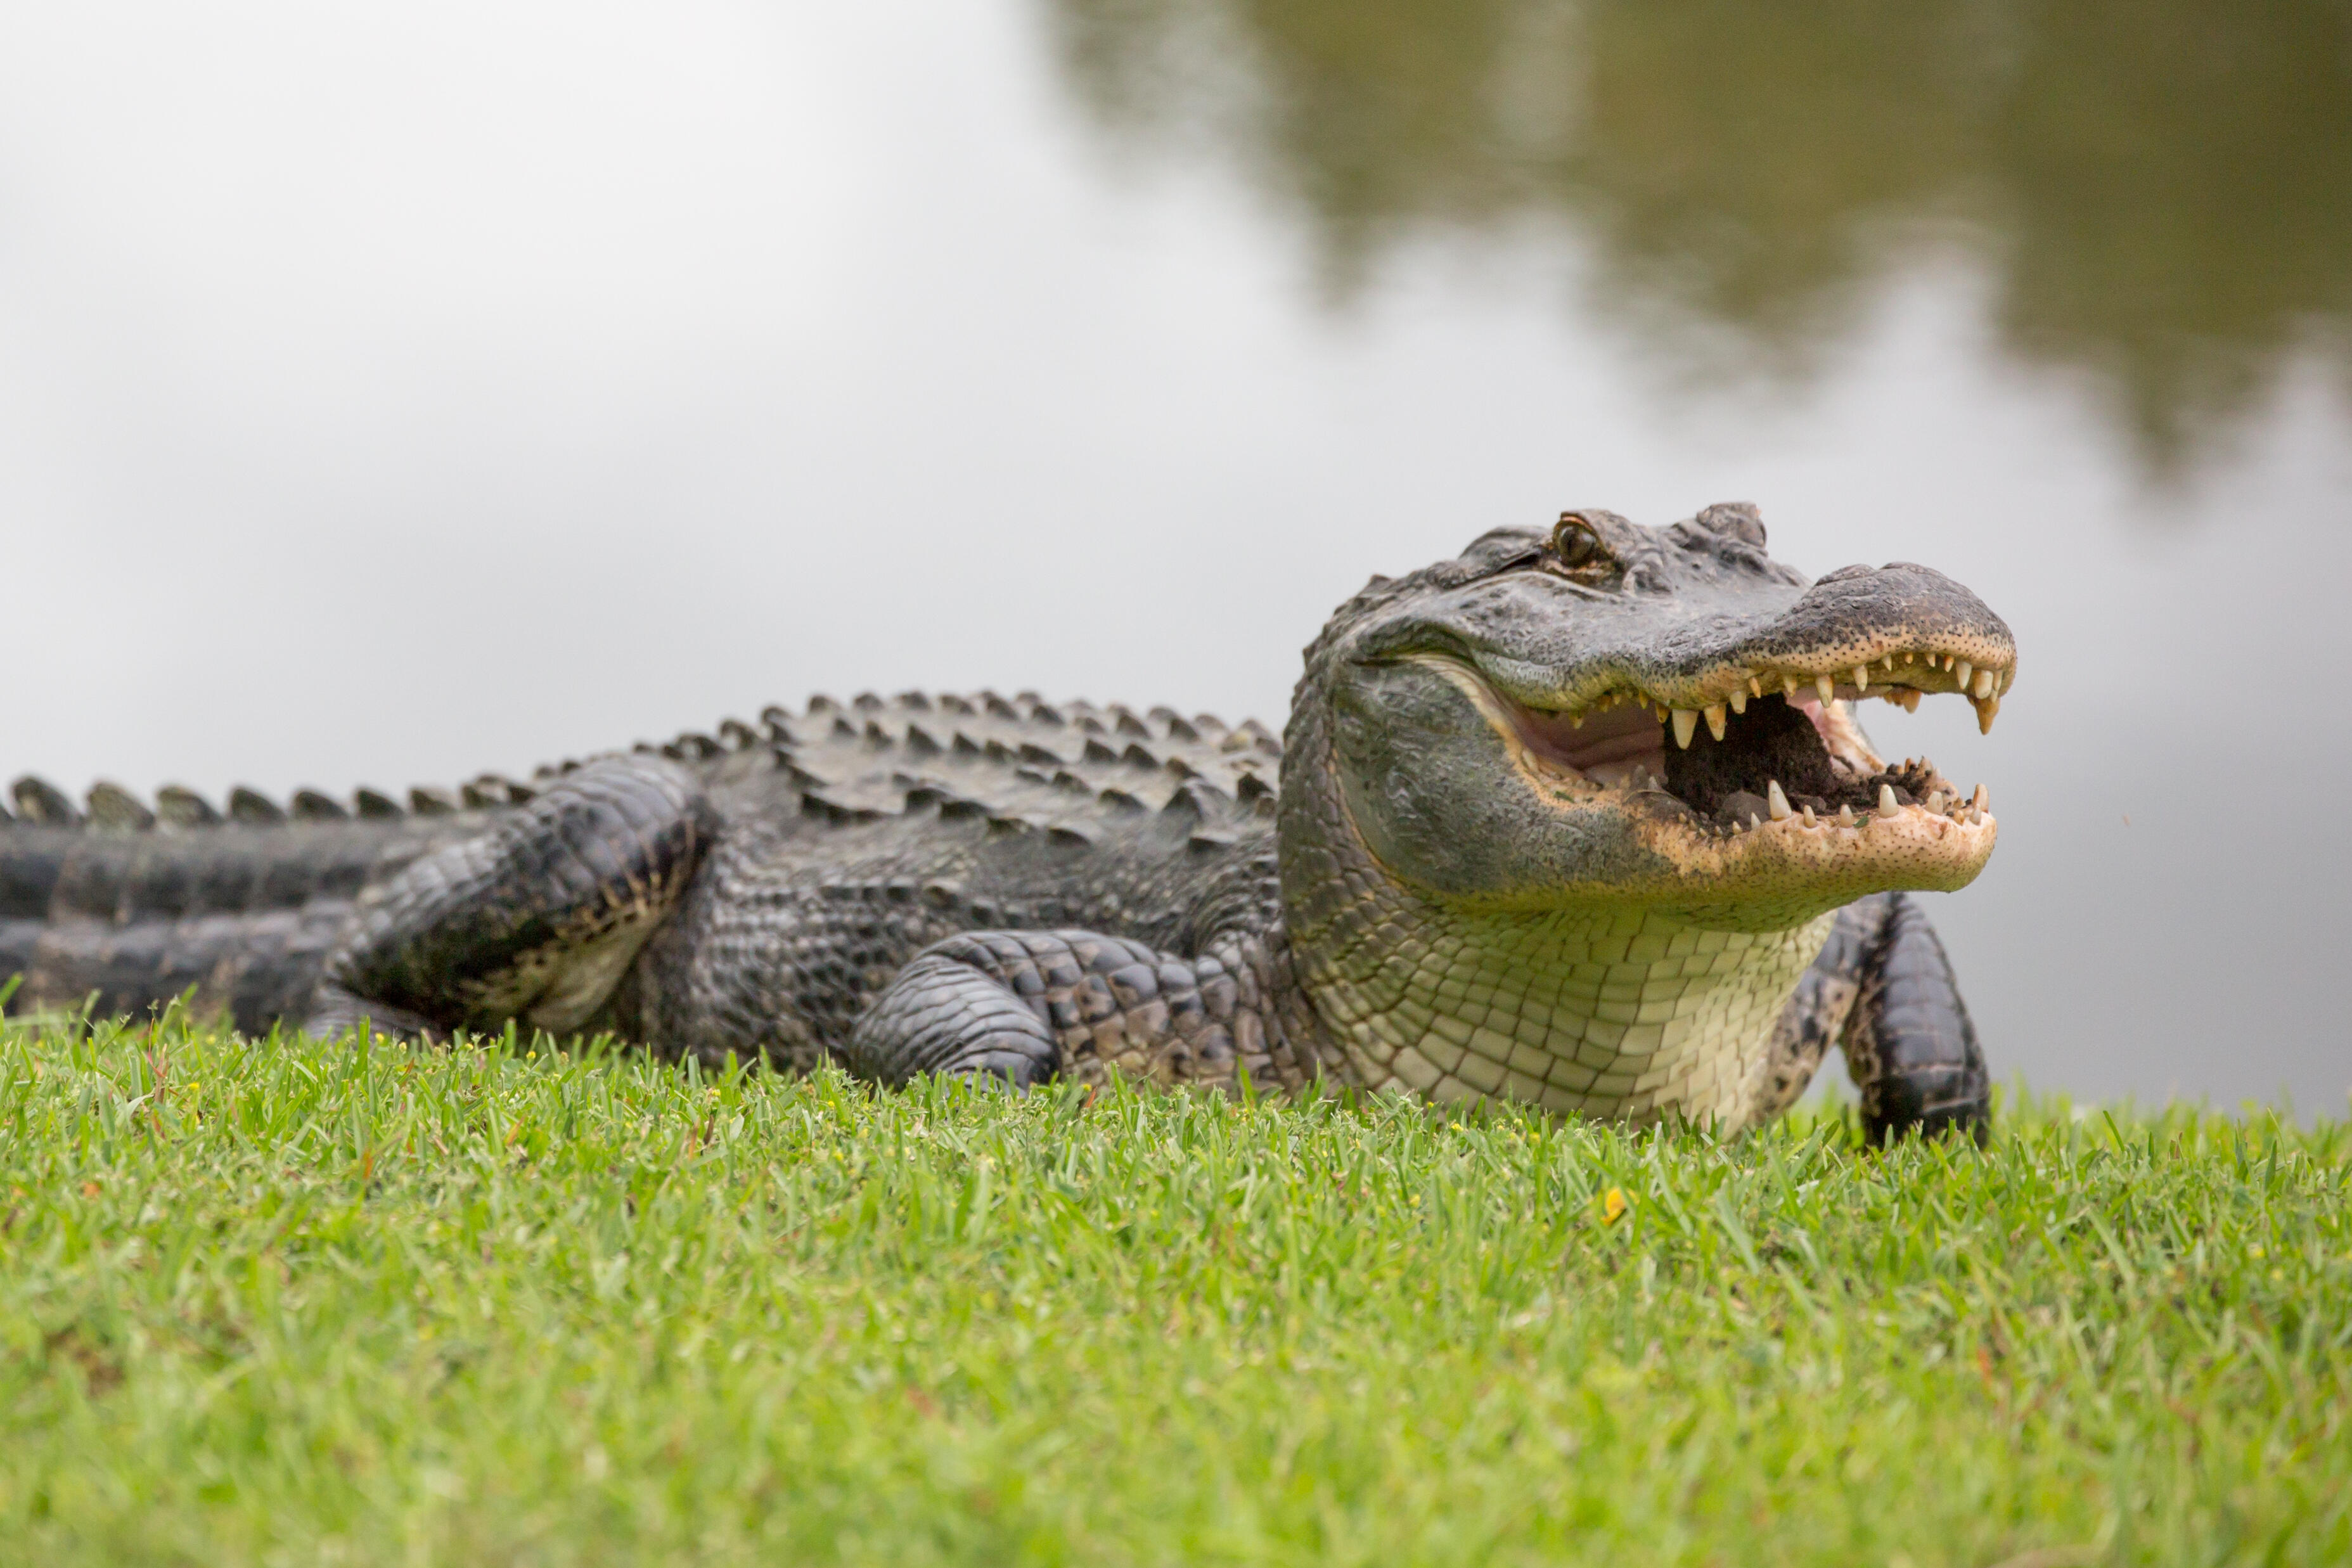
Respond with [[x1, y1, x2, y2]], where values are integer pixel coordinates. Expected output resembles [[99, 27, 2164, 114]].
[[1, 774, 519, 1035]]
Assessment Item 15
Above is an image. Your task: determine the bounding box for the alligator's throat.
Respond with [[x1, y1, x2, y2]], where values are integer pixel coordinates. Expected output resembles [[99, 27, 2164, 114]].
[[1304, 894, 1838, 1129]]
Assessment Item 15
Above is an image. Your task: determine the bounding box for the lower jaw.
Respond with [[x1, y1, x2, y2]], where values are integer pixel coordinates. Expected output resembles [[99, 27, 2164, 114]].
[[1437, 790, 2000, 931], [1619, 795, 1998, 929]]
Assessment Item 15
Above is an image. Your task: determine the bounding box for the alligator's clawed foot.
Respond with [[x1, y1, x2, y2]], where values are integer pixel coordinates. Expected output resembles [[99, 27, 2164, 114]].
[[1848, 895, 1991, 1147], [1751, 892, 1991, 1147], [843, 930, 1242, 1091], [301, 980, 442, 1046], [844, 948, 1064, 1088]]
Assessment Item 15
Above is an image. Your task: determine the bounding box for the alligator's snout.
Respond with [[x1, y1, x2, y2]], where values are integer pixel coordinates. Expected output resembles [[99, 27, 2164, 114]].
[[1707, 560, 2015, 736], [1758, 562, 2015, 689]]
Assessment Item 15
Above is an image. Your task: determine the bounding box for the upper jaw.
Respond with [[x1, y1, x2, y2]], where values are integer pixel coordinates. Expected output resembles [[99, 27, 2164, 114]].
[[1484, 638, 2015, 743], [1382, 556, 2015, 721], [1460, 561, 2019, 739]]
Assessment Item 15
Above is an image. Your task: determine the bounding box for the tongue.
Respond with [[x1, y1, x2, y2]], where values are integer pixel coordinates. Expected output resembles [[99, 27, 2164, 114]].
[[1661, 696, 1846, 816]]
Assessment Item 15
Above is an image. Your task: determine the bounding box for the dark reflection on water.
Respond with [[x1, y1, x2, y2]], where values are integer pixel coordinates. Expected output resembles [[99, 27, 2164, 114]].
[[1050, 0, 2352, 467]]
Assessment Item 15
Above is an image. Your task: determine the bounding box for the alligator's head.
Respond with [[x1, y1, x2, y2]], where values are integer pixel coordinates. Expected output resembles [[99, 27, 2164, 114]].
[[1283, 503, 2015, 933]]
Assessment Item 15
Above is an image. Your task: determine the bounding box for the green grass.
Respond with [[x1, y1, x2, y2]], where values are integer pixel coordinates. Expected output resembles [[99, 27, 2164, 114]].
[[0, 1013, 2344, 1566]]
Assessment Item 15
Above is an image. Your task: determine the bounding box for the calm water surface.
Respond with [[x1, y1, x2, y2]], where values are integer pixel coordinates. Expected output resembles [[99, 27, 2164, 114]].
[[3, 1, 2346, 1108]]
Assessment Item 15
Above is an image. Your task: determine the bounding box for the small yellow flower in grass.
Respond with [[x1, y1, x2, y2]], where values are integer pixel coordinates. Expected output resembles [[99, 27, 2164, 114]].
[[1601, 1188, 1629, 1226]]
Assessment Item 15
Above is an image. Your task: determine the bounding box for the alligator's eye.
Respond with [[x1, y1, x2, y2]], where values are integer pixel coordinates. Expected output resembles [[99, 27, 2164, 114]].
[[1550, 512, 1612, 572]]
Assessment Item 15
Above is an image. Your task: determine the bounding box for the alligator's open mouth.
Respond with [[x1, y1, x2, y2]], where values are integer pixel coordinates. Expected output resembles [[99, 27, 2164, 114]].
[[1423, 644, 2010, 853]]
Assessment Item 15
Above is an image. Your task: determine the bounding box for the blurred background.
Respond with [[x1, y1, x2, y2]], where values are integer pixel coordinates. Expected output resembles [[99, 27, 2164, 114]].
[[3, 1, 2346, 1109]]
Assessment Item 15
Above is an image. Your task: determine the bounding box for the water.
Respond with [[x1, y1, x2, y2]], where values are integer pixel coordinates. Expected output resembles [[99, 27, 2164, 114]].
[[3, 0, 2346, 1110]]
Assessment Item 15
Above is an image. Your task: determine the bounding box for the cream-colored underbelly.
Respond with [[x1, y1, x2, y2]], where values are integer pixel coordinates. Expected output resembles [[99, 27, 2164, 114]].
[[1311, 906, 1837, 1130]]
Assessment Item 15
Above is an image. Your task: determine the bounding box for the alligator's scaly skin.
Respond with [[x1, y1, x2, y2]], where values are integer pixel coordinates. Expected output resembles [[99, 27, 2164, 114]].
[[3, 506, 2010, 1140]]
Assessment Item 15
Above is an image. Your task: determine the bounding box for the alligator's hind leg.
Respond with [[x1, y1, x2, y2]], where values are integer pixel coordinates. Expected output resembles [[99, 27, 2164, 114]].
[[842, 930, 1242, 1090], [1751, 892, 1989, 1144], [305, 757, 714, 1042]]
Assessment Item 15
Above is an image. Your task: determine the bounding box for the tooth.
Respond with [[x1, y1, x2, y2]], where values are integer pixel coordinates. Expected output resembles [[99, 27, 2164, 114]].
[[1837, 804, 1855, 827], [1905, 651, 1915, 664], [1971, 668, 1995, 699], [1972, 783, 1988, 813], [1783, 674, 1801, 697], [1976, 695, 2000, 735], [1704, 704, 1726, 742], [1852, 665, 1870, 691], [1878, 783, 1899, 816], [1767, 780, 1791, 821], [1954, 659, 1972, 690], [1815, 674, 1836, 704], [1672, 709, 1699, 749], [1728, 687, 1747, 715], [1925, 791, 1946, 814], [1749, 676, 1763, 698], [1898, 690, 1920, 713], [1570, 710, 1584, 728], [1801, 804, 1816, 826]]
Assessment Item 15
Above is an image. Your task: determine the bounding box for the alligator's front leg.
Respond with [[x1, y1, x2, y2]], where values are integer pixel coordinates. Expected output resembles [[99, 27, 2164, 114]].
[[842, 930, 1244, 1090], [1843, 892, 1990, 1144], [305, 757, 714, 1041], [1752, 892, 1990, 1144]]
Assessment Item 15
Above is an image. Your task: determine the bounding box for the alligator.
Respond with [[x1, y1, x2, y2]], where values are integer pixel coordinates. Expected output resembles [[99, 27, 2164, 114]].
[[1, 504, 2014, 1140]]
